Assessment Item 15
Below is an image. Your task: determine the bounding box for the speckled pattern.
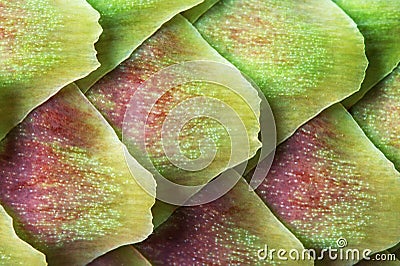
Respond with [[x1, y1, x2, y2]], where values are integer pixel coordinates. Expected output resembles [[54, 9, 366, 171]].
[[78, 0, 203, 89], [87, 15, 226, 131], [137, 179, 312, 266], [0, 0, 61, 84], [87, 15, 261, 186], [336, 0, 400, 107], [0, 85, 155, 265], [351, 66, 400, 170], [0, 0, 100, 86], [255, 104, 400, 252], [0, 0, 101, 141], [195, 0, 367, 142]]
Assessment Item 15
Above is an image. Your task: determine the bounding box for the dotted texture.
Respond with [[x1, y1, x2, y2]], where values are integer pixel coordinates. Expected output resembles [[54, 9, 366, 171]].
[[195, 0, 367, 142], [337, 0, 400, 107], [255, 104, 400, 253], [0, 85, 155, 265], [137, 179, 312, 266], [351, 65, 400, 170], [87, 16, 261, 186], [77, 0, 203, 90], [0, 0, 101, 140]]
